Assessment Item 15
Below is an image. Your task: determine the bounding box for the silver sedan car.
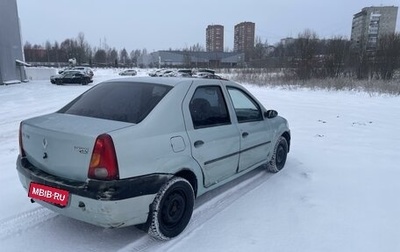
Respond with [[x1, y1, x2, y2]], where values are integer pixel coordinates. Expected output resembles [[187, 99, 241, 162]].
[[17, 77, 290, 240]]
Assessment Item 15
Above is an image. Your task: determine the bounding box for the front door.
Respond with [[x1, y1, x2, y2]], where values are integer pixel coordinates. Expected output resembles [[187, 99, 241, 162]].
[[227, 87, 273, 172]]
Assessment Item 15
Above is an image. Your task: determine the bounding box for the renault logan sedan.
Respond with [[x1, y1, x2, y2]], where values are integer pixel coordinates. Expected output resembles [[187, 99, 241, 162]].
[[17, 77, 290, 240]]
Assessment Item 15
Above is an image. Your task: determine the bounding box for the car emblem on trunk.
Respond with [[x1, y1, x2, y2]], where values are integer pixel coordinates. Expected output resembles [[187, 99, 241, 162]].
[[74, 146, 89, 154], [42, 138, 48, 149]]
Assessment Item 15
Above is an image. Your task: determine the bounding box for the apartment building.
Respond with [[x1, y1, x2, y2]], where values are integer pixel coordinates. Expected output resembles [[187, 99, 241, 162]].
[[234, 22, 255, 53], [350, 6, 398, 52], [206, 25, 224, 52]]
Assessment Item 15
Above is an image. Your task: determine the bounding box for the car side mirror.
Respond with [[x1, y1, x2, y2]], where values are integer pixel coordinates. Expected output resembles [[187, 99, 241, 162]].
[[264, 110, 278, 119]]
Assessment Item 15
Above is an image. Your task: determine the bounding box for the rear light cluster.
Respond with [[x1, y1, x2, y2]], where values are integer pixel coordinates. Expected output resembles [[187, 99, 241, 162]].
[[19, 123, 26, 157], [88, 134, 119, 180]]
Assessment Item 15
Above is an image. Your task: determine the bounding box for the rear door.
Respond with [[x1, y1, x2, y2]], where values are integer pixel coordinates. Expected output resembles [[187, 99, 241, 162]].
[[227, 86, 273, 172], [183, 82, 240, 188]]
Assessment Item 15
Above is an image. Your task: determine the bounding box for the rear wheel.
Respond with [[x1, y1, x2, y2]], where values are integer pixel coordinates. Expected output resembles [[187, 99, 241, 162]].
[[148, 177, 194, 240], [267, 136, 288, 173]]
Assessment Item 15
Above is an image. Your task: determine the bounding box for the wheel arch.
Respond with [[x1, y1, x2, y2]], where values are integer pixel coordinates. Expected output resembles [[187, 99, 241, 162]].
[[174, 169, 198, 198]]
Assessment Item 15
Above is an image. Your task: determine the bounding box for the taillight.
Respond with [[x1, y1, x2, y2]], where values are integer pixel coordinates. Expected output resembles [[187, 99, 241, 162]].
[[88, 134, 119, 180], [19, 122, 26, 157]]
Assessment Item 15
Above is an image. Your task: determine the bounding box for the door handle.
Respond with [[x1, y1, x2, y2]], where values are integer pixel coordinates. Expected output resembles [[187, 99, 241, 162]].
[[194, 140, 204, 148], [242, 132, 249, 138]]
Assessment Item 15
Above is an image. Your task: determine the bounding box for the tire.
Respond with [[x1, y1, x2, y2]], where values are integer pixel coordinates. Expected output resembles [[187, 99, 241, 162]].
[[267, 136, 288, 173], [81, 78, 88, 85], [56, 79, 62, 85], [148, 177, 194, 240]]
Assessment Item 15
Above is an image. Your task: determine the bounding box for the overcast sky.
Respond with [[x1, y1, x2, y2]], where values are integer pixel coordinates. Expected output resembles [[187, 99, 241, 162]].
[[16, 0, 400, 52]]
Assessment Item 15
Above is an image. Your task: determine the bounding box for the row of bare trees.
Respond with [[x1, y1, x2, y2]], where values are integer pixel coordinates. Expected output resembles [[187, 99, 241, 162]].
[[247, 29, 400, 80], [24, 32, 147, 67], [23, 30, 400, 80]]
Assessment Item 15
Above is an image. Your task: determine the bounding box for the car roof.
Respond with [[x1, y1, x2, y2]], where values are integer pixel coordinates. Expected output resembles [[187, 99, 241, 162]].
[[102, 76, 232, 87], [63, 70, 82, 74], [73, 66, 90, 69]]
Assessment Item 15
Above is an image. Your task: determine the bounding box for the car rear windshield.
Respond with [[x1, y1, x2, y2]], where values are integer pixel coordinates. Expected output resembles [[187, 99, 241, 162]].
[[58, 81, 172, 123]]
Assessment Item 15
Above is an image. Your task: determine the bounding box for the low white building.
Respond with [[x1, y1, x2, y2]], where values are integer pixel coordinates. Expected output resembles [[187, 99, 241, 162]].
[[148, 51, 245, 68]]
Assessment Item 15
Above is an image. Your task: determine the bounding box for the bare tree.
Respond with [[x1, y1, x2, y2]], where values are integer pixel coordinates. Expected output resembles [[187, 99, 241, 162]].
[[23, 42, 34, 62], [248, 37, 268, 67], [270, 41, 296, 70], [44, 41, 52, 63], [189, 43, 205, 52], [60, 38, 79, 63], [94, 49, 106, 65], [130, 49, 141, 66], [293, 29, 319, 80], [375, 33, 400, 80], [120, 48, 129, 66], [107, 48, 118, 66], [323, 36, 351, 78], [76, 32, 90, 65]]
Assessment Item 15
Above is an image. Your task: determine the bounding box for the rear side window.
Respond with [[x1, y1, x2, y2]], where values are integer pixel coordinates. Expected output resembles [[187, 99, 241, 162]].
[[58, 82, 172, 123], [189, 86, 230, 129]]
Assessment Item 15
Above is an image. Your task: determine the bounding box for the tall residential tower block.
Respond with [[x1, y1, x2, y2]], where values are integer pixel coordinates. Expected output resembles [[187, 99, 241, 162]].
[[206, 25, 224, 52], [234, 22, 255, 53], [350, 6, 398, 52]]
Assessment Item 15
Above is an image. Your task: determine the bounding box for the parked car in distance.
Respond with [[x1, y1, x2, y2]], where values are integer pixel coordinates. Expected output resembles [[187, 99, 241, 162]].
[[195, 73, 226, 80], [58, 66, 94, 80], [166, 69, 193, 77], [17, 76, 290, 240], [148, 69, 162, 77], [192, 68, 215, 75], [158, 69, 174, 77], [72, 66, 94, 79], [149, 69, 174, 77], [119, 69, 137, 76], [50, 70, 92, 85]]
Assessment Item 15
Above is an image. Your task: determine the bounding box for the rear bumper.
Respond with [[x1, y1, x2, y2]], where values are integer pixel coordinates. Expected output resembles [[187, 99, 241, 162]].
[[16, 155, 172, 227]]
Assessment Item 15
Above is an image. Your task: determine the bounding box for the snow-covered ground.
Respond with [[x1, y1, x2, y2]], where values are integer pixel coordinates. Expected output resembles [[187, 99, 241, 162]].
[[1, 69, 399, 252]]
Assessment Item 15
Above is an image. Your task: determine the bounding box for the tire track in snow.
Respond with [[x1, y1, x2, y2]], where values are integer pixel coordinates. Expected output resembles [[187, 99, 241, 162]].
[[0, 207, 58, 241], [118, 168, 273, 252]]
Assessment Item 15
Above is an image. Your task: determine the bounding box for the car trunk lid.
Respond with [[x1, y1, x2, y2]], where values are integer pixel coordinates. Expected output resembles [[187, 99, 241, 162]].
[[20, 113, 132, 182]]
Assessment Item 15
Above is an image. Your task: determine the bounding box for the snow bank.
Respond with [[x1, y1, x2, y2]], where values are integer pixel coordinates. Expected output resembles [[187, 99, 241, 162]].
[[25, 67, 57, 81]]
